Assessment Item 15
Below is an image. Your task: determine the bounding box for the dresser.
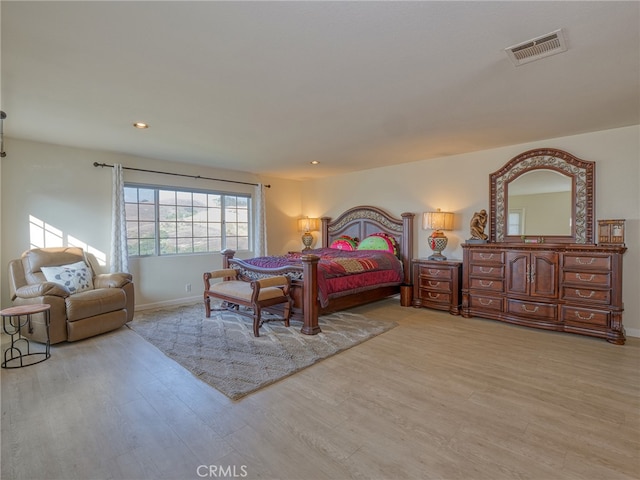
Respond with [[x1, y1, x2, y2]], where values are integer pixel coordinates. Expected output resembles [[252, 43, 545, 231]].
[[412, 259, 462, 315], [461, 243, 626, 344]]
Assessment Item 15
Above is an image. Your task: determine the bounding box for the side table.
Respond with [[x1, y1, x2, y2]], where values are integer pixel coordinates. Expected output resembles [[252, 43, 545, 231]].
[[1, 304, 51, 369], [412, 259, 462, 315]]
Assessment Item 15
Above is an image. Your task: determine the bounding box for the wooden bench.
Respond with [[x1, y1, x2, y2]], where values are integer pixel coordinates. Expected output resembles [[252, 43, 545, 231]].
[[203, 269, 292, 337]]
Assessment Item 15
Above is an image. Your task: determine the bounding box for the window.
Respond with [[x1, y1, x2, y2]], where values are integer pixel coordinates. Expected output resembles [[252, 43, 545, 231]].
[[508, 208, 525, 236], [124, 185, 251, 257]]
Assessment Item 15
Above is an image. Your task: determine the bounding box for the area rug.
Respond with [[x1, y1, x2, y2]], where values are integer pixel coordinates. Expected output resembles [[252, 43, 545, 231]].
[[129, 303, 397, 400]]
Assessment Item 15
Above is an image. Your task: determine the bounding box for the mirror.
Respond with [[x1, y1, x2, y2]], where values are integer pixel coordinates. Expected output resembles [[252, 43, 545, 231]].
[[490, 148, 595, 244], [507, 170, 572, 236]]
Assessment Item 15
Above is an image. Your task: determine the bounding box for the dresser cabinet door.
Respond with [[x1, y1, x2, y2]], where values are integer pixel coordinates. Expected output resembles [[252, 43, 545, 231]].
[[506, 251, 558, 298]]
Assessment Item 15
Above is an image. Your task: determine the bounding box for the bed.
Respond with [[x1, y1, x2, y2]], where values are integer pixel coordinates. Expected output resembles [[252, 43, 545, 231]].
[[221, 206, 415, 335]]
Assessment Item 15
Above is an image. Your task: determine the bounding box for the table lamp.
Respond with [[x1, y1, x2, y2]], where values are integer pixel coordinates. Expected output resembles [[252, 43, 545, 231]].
[[423, 209, 455, 260], [297, 217, 320, 250]]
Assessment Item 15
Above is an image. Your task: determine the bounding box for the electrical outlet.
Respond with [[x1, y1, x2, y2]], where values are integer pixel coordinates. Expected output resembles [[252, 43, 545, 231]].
[[185, 283, 191, 293]]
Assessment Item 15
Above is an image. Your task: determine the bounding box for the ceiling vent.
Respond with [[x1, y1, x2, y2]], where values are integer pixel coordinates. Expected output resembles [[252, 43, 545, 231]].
[[505, 29, 568, 66]]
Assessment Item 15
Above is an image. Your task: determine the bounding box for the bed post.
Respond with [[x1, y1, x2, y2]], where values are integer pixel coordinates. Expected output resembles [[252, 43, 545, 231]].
[[320, 217, 331, 248], [221, 249, 236, 268], [401, 212, 414, 285], [300, 254, 321, 335]]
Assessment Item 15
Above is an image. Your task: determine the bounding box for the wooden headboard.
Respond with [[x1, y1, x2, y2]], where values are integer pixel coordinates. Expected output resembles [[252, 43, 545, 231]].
[[320, 205, 415, 285]]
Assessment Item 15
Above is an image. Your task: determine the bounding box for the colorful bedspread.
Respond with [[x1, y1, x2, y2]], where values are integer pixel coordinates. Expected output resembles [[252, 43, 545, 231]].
[[240, 248, 404, 307]]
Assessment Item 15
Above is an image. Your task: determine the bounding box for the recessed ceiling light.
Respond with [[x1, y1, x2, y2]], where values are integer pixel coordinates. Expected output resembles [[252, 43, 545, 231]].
[[310, 160, 319, 165], [133, 122, 149, 129]]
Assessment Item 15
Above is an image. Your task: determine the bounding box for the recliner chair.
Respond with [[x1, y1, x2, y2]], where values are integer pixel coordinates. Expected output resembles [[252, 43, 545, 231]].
[[8, 247, 134, 344]]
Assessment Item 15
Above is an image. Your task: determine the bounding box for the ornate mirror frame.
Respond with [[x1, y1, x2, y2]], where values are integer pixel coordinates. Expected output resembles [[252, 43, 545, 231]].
[[490, 148, 595, 244]]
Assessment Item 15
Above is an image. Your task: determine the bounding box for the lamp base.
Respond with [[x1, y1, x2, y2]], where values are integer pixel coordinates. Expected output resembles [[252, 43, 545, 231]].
[[428, 231, 448, 261], [301, 232, 314, 251]]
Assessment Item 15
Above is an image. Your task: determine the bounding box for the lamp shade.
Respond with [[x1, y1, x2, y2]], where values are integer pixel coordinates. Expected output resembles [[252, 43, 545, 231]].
[[298, 217, 320, 232], [423, 209, 454, 231]]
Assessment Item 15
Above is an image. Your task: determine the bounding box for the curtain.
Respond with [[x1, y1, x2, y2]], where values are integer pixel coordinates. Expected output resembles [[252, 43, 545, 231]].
[[254, 183, 267, 256], [110, 163, 129, 273]]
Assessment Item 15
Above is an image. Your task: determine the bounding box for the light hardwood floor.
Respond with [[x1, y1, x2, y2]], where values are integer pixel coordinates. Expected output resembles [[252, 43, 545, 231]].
[[2, 298, 639, 480]]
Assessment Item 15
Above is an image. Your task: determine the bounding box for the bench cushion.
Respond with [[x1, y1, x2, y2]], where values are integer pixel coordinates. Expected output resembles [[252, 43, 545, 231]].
[[210, 280, 286, 302]]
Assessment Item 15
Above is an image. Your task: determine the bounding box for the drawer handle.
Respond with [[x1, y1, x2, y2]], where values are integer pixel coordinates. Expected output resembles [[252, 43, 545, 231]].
[[479, 253, 494, 260], [479, 299, 493, 306], [479, 280, 494, 287], [575, 312, 595, 321], [428, 269, 443, 275], [428, 293, 439, 298], [576, 257, 596, 265], [576, 274, 595, 282], [576, 290, 595, 298], [428, 281, 441, 287], [479, 267, 494, 274], [521, 305, 539, 313]]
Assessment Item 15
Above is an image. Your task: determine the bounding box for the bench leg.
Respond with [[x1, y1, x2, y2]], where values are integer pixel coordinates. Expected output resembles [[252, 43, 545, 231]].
[[283, 299, 292, 328], [204, 294, 211, 318], [253, 306, 262, 337]]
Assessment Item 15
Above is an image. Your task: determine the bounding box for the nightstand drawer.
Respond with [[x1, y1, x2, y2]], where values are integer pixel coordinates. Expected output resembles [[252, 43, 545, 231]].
[[418, 278, 452, 292], [417, 265, 453, 280], [419, 290, 451, 306]]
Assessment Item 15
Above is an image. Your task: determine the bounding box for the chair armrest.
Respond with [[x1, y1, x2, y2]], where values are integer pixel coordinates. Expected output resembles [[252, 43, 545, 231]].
[[94, 273, 133, 289], [13, 282, 69, 300], [256, 276, 289, 289], [204, 269, 238, 289]]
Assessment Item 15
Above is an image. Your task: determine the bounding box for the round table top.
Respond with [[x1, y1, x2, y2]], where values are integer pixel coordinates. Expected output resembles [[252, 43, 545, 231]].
[[0, 304, 51, 316]]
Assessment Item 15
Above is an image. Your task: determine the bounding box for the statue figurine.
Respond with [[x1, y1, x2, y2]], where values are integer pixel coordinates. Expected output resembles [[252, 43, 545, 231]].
[[468, 209, 488, 243]]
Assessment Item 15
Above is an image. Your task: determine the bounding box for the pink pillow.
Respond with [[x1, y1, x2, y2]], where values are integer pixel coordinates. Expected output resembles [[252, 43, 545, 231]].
[[330, 236, 359, 251]]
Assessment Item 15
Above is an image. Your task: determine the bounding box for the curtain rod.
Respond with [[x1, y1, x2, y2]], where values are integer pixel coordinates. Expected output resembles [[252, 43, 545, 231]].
[[92, 162, 270, 188]]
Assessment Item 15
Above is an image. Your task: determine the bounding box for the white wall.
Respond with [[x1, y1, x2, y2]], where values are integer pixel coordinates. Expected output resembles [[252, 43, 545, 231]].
[[2, 125, 638, 336], [0, 138, 303, 309], [302, 126, 640, 336]]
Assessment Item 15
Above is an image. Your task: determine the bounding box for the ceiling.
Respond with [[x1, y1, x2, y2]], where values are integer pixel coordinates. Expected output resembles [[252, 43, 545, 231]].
[[2, 1, 639, 180]]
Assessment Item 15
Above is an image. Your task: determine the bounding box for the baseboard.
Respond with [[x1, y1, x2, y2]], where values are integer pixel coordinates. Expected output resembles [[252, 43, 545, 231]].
[[134, 296, 201, 312], [625, 327, 639, 339]]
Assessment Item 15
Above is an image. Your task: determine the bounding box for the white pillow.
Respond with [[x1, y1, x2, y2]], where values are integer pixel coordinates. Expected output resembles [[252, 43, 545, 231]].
[[41, 261, 94, 294]]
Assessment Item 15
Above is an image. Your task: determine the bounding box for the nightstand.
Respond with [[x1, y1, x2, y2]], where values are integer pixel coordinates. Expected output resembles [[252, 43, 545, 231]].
[[412, 259, 462, 315]]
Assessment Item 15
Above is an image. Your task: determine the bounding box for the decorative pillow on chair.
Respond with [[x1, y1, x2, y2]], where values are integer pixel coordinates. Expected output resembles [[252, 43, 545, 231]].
[[356, 233, 399, 256], [330, 235, 359, 251], [41, 261, 94, 294]]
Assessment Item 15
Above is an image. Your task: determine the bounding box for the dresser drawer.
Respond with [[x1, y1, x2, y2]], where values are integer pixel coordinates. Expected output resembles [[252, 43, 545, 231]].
[[562, 254, 612, 270], [469, 251, 505, 264], [562, 271, 611, 288], [468, 264, 504, 278], [469, 294, 503, 312], [418, 278, 452, 292], [562, 287, 611, 305], [562, 306, 609, 327], [417, 265, 453, 280], [469, 277, 504, 292], [506, 299, 557, 321]]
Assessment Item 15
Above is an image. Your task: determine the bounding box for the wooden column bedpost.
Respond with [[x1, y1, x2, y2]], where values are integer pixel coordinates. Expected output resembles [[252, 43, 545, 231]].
[[221, 249, 236, 268], [401, 212, 415, 285], [300, 254, 321, 335]]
